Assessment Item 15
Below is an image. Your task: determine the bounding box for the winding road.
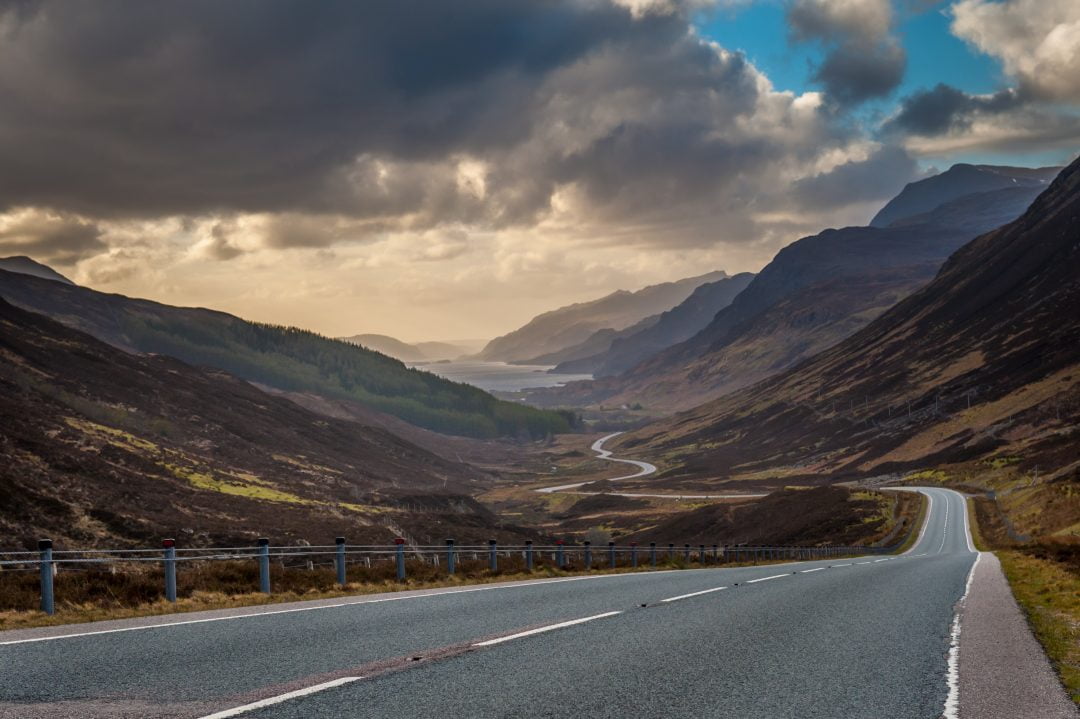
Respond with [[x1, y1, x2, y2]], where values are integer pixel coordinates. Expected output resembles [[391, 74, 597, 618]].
[[535, 432, 768, 500], [1, 486, 1073, 718]]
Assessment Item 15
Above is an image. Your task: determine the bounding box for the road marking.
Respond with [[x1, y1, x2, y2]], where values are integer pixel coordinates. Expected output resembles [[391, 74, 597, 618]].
[[474, 611, 622, 647], [745, 574, 788, 584], [943, 552, 983, 718], [799, 568, 825, 573], [938, 496, 950, 554], [833, 563, 852, 567], [661, 586, 727, 602], [197, 676, 363, 719], [873, 559, 889, 563], [0, 574, 661, 646], [856, 561, 872, 565]]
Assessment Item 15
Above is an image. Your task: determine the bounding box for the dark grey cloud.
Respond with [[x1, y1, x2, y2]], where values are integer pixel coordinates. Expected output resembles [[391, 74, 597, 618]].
[[0, 212, 106, 264], [0, 0, 665, 219], [791, 145, 919, 211], [812, 43, 906, 107], [787, 0, 906, 106], [886, 84, 1024, 135], [0, 0, 884, 258]]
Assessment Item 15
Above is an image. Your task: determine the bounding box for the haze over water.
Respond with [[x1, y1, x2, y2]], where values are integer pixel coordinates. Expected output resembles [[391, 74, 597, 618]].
[[411, 361, 592, 393]]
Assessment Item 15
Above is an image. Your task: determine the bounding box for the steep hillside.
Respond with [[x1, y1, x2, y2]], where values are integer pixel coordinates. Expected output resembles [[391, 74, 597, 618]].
[[621, 155, 1080, 499], [526, 165, 1056, 412], [0, 270, 574, 438], [476, 271, 726, 363], [869, 164, 1058, 228], [555, 272, 755, 377], [0, 298, 524, 548]]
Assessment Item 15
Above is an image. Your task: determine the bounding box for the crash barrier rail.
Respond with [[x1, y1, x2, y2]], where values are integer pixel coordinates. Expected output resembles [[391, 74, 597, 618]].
[[1, 538, 896, 615]]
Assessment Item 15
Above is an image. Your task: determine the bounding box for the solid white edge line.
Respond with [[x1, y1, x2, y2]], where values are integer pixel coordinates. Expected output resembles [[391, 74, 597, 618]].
[[196, 676, 363, 719], [745, 574, 788, 584], [661, 586, 727, 602], [800, 568, 825, 573], [0, 573, 663, 646], [943, 551, 983, 719], [473, 611, 622, 647]]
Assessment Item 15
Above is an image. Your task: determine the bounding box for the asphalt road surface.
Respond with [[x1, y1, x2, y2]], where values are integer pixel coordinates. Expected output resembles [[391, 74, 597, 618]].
[[1, 487, 1073, 718]]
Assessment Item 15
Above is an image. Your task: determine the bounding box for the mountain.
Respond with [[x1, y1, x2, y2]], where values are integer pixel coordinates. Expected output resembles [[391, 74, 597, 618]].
[[0, 297, 525, 548], [869, 163, 1058, 228], [476, 271, 727, 364], [523, 316, 661, 368], [0, 269, 576, 439], [0, 255, 75, 285], [620, 154, 1080, 496], [525, 164, 1060, 412], [339, 334, 473, 362], [553, 272, 755, 376]]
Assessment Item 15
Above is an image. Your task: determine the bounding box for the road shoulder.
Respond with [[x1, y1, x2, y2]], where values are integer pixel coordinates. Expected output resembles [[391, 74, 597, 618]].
[[960, 551, 1078, 718]]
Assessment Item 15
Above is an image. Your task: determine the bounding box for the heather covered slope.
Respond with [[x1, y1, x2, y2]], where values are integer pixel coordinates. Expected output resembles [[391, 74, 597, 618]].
[[0, 298, 523, 548], [0, 270, 574, 438], [620, 155, 1080, 494]]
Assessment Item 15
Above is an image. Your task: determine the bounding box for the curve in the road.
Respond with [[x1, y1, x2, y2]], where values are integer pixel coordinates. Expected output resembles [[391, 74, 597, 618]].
[[534, 432, 656, 494], [534, 432, 766, 499]]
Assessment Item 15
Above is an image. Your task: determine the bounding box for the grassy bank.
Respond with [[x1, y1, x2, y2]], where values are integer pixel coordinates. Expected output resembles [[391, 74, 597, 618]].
[[968, 497, 1080, 705]]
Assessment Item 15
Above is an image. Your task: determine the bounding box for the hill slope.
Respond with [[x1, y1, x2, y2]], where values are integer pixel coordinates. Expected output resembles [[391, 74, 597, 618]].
[[527, 165, 1057, 411], [870, 164, 1058, 228], [476, 271, 726, 363], [0, 270, 574, 438], [621, 155, 1080, 490], [0, 256, 74, 285], [554, 272, 756, 377], [0, 298, 520, 548]]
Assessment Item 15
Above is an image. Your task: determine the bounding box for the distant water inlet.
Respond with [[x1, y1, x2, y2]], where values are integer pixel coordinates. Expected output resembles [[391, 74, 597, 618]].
[[409, 360, 592, 392]]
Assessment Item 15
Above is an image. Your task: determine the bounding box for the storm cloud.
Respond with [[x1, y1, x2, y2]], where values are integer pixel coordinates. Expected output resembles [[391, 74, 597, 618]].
[[787, 0, 906, 106], [0, 0, 935, 340]]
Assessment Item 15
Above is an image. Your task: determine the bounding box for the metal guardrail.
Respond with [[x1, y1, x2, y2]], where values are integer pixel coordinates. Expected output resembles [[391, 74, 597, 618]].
[[1, 537, 896, 615]]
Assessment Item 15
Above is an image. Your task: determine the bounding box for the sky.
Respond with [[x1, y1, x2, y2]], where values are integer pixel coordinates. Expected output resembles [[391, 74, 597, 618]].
[[0, 0, 1077, 342]]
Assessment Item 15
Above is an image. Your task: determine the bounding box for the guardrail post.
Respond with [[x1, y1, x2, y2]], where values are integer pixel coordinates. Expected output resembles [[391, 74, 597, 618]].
[[650, 542, 657, 567], [163, 538, 177, 602], [683, 544, 690, 562], [631, 543, 638, 568], [668, 543, 674, 562], [608, 541, 616, 569], [395, 537, 406, 580], [699, 545, 705, 564], [712, 544, 718, 563], [556, 540, 565, 569], [335, 537, 347, 586], [446, 539, 456, 574], [38, 539, 54, 615], [525, 540, 533, 571], [488, 539, 497, 572], [257, 538, 271, 594], [584, 541, 592, 568]]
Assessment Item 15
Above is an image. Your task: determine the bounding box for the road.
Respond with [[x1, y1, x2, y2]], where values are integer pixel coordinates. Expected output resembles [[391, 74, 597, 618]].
[[535, 433, 766, 499], [5, 487, 1071, 718]]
